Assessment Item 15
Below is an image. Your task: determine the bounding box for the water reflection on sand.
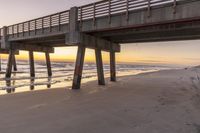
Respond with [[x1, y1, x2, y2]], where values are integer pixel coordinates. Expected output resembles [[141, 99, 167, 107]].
[[0, 60, 173, 95]]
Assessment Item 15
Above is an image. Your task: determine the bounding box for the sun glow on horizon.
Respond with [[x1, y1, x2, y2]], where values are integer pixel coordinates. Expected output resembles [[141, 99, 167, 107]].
[[1, 40, 200, 67]]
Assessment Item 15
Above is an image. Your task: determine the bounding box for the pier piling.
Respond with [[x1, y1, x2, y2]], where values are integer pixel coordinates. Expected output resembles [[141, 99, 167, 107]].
[[12, 55, 17, 71], [29, 51, 35, 78], [110, 51, 116, 82], [45, 52, 52, 77], [6, 50, 14, 78], [0, 55, 1, 71], [95, 48, 105, 85], [72, 46, 85, 89]]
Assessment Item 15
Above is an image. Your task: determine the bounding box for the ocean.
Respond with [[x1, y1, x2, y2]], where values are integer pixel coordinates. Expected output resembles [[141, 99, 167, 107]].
[[0, 60, 175, 94]]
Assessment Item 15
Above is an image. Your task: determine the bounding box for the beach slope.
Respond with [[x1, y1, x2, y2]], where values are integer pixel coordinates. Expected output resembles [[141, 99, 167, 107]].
[[0, 67, 200, 133]]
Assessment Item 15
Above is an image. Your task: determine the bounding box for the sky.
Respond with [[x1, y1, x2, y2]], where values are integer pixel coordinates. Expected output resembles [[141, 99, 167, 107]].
[[0, 0, 200, 66]]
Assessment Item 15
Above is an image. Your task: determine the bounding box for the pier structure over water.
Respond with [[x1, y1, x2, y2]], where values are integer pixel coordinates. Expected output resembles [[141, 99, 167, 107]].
[[0, 0, 200, 89]]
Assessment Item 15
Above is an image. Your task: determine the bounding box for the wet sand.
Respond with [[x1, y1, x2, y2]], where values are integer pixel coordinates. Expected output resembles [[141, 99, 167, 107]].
[[0, 67, 200, 133]]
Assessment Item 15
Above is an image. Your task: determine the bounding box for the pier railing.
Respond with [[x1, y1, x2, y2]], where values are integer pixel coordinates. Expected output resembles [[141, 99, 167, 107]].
[[78, 0, 177, 22], [2, 10, 69, 37], [0, 0, 182, 38]]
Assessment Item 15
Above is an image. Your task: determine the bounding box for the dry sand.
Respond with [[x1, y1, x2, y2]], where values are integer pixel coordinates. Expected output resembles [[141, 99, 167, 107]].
[[0, 67, 200, 133]]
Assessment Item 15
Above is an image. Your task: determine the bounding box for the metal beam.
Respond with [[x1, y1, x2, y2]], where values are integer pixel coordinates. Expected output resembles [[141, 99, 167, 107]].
[[72, 46, 85, 89]]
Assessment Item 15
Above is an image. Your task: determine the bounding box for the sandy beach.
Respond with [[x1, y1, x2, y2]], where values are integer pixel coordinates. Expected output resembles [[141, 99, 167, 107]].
[[0, 67, 200, 133]]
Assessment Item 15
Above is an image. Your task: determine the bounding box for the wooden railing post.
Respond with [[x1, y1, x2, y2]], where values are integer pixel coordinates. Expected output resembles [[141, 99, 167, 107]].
[[126, 0, 129, 21], [50, 16, 52, 32], [173, 0, 177, 14], [12, 25, 14, 37], [93, 3, 96, 26], [28, 21, 30, 36], [58, 13, 61, 31], [108, 0, 111, 24], [34, 20, 36, 35], [42, 18, 44, 33], [147, 0, 151, 17]]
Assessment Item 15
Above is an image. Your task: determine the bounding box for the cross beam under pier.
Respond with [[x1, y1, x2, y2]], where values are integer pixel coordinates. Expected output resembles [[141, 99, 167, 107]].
[[66, 33, 120, 53], [10, 43, 54, 53]]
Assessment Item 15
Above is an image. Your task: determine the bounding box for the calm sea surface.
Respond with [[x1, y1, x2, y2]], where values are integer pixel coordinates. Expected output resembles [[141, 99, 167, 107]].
[[0, 60, 176, 95]]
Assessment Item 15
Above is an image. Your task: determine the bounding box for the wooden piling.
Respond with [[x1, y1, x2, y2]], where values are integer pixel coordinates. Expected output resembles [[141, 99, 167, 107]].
[[72, 46, 86, 89], [5, 50, 14, 78], [0, 55, 1, 71], [30, 78, 35, 90], [45, 52, 52, 77], [29, 51, 35, 77], [95, 48, 105, 85], [12, 55, 17, 71], [110, 51, 116, 81]]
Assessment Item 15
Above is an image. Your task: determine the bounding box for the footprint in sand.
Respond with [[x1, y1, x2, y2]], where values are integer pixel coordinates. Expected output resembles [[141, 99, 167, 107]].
[[28, 103, 47, 110]]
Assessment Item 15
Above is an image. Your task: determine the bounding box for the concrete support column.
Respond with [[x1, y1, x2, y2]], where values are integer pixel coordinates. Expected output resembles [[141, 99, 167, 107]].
[[5, 50, 14, 78], [72, 46, 86, 89], [68, 7, 80, 44], [95, 48, 105, 85], [29, 51, 35, 77], [110, 51, 116, 82], [45, 52, 52, 77], [12, 55, 17, 71], [1, 26, 9, 49]]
